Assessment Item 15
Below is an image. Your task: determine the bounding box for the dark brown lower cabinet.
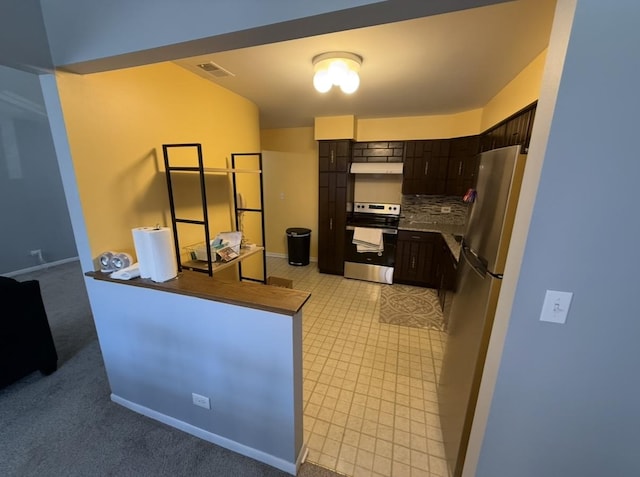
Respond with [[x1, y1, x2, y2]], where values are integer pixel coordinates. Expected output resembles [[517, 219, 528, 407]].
[[394, 231, 439, 287]]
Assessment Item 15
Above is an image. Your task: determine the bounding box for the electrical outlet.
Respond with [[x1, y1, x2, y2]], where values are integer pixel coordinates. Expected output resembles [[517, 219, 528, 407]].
[[192, 393, 211, 409], [440, 206, 452, 213]]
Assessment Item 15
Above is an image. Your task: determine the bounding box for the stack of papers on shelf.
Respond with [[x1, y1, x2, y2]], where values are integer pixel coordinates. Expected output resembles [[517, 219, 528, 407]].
[[215, 231, 242, 254], [188, 231, 243, 262], [353, 227, 384, 253]]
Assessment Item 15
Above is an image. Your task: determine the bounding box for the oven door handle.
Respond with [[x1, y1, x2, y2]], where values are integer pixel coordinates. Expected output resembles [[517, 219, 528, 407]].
[[346, 225, 398, 235], [385, 267, 394, 283]]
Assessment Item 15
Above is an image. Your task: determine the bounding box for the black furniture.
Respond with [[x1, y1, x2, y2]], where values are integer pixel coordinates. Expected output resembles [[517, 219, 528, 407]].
[[0, 276, 58, 388]]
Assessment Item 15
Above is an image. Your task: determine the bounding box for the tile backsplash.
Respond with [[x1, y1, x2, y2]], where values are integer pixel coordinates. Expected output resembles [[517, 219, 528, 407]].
[[401, 195, 468, 225]]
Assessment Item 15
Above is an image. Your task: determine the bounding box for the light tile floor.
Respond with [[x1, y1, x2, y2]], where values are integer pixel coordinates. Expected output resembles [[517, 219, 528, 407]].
[[267, 257, 450, 477]]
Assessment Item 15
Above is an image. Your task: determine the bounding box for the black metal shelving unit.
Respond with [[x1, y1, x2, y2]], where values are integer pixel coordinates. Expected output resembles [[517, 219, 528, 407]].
[[231, 152, 267, 284], [162, 144, 266, 283]]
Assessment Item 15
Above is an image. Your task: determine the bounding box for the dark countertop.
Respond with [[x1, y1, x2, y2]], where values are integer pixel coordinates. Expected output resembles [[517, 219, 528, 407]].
[[398, 218, 464, 261], [86, 270, 311, 316]]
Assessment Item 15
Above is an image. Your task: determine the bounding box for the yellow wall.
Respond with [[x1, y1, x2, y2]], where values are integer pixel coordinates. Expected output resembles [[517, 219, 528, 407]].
[[56, 49, 544, 272], [260, 127, 318, 259], [356, 108, 484, 141], [481, 49, 548, 131], [56, 62, 261, 272], [314, 115, 356, 139], [312, 50, 547, 142]]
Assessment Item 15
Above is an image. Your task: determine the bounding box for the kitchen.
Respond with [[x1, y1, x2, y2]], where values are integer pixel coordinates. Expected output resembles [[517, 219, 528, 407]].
[[188, 2, 547, 472], [42, 1, 557, 477], [8, 0, 638, 476], [309, 120, 531, 476]]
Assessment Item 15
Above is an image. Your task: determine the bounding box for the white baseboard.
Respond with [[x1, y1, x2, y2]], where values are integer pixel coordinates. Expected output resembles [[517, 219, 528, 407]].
[[111, 394, 300, 475], [3, 256, 80, 277]]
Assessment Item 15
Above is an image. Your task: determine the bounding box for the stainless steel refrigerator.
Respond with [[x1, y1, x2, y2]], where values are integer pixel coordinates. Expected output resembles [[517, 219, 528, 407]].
[[438, 145, 526, 477]]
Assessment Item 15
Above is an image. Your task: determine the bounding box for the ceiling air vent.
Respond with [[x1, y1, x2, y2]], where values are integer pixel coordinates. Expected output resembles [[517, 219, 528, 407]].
[[196, 61, 235, 78]]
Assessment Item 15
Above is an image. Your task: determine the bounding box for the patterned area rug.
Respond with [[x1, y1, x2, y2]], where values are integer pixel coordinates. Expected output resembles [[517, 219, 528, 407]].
[[379, 284, 445, 330]]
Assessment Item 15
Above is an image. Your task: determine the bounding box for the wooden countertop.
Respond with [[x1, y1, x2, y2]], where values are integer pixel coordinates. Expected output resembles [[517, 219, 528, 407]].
[[85, 270, 311, 316]]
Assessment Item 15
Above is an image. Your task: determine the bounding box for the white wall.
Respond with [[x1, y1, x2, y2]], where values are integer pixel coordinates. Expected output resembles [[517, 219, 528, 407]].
[[0, 66, 77, 274], [88, 278, 303, 473], [0, 0, 52, 72], [476, 2, 640, 476]]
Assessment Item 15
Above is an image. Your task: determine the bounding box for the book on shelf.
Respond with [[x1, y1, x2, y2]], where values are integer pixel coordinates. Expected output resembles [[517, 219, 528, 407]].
[[217, 245, 239, 262]]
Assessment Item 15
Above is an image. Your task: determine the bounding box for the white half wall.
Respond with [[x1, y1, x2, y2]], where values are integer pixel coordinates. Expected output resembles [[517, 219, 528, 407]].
[[87, 277, 303, 473]]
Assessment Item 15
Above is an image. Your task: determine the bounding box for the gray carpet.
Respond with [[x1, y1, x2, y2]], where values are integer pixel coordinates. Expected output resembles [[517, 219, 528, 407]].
[[379, 283, 445, 330], [0, 261, 341, 477]]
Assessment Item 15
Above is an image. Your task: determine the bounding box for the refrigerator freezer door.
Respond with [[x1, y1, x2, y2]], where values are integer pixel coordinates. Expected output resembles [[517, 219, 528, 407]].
[[438, 246, 503, 477], [464, 145, 523, 275]]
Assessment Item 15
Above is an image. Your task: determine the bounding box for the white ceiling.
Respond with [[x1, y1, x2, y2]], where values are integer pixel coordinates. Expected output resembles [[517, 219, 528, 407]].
[[175, 0, 557, 129]]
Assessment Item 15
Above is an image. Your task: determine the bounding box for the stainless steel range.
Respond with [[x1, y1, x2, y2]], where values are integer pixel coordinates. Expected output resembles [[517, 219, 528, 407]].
[[344, 202, 401, 284]]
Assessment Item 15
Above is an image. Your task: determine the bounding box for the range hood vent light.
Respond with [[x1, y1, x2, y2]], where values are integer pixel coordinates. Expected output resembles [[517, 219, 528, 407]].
[[350, 162, 404, 174]]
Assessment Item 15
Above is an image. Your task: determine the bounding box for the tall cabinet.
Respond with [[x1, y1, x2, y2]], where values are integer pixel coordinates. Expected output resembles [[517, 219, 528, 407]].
[[317, 140, 354, 275]]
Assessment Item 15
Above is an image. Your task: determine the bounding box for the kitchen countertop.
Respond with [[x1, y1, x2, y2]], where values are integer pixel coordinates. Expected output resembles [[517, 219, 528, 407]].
[[85, 270, 311, 316], [398, 218, 464, 261]]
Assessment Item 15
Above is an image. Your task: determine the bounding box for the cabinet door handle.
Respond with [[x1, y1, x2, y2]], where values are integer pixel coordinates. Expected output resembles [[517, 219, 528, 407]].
[[411, 256, 416, 269], [424, 161, 429, 176], [330, 150, 335, 165], [411, 236, 421, 240], [458, 161, 462, 175], [329, 218, 333, 230]]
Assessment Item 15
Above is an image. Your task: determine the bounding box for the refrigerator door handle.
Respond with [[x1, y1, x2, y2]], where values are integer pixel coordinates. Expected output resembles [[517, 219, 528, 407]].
[[463, 244, 503, 279], [462, 245, 488, 278]]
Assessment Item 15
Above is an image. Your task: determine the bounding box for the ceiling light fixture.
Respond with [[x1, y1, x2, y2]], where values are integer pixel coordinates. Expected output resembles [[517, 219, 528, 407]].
[[312, 52, 363, 94]]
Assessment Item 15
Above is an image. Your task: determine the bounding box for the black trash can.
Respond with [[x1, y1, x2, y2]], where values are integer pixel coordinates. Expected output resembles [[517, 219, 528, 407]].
[[286, 228, 311, 266]]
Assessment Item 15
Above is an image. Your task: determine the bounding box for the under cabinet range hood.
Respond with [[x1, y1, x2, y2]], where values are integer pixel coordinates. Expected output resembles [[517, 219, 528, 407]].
[[350, 162, 404, 174]]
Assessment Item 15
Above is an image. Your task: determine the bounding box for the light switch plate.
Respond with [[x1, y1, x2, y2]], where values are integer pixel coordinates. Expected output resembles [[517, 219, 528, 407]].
[[540, 290, 573, 324]]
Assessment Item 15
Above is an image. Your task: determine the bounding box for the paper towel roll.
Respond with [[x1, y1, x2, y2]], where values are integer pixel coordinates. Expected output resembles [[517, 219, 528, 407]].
[[131, 226, 177, 282], [132, 227, 155, 278], [146, 227, 178, 282]]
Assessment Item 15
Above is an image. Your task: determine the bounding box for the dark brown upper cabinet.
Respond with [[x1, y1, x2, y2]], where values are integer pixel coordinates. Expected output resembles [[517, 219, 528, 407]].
[[318, 140, 350, 172], [480, 102, 537, 153], [446, 136, 480, 197], [402, 139, 450, 195]]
